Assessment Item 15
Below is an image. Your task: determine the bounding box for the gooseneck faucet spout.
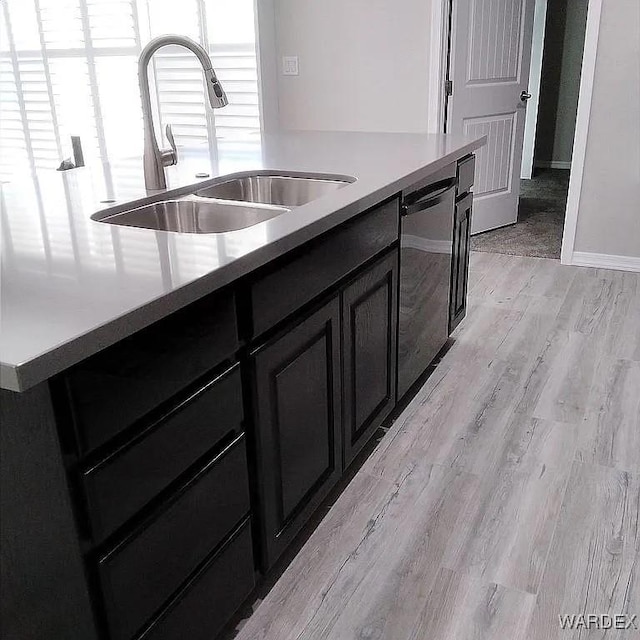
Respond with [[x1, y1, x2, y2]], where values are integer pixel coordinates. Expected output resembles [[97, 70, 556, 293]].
[[138, 35, 228, 191]]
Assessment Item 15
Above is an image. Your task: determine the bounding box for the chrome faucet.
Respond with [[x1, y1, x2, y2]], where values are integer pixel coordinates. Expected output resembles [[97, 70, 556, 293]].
[[138, 35, 228, 191]]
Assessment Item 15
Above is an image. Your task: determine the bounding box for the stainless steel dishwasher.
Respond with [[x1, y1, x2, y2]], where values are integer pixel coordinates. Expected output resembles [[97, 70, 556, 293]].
[[398, 163, 456, 398]]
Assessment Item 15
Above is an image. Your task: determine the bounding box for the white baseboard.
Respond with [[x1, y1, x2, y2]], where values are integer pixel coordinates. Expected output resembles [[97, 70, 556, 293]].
[[535, 160, 572, 170], [569, 251, 640, 272]]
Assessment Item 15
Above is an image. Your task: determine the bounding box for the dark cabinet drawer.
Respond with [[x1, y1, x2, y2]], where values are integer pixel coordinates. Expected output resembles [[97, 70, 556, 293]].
[[139, 519, 255, 640], [63, 290, 239, 454], [457, 155, 475, 197], [83, 364, 243, 543], [250, 198, 399, 337], [99, 434, 250, 640]]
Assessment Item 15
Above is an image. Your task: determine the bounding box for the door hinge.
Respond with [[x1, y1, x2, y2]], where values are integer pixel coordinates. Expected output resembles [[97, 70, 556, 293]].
[[445, 79, 453, 97]]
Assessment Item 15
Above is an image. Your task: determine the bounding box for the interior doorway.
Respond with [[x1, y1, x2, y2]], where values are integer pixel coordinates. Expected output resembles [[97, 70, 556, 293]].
[[441, 0, 592, 260], [474, 0, 588, 259], [471, 169, 569, 258]]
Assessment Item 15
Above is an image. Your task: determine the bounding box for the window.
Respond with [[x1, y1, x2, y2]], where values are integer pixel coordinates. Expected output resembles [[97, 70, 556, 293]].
[[0, 0, 262, 184]]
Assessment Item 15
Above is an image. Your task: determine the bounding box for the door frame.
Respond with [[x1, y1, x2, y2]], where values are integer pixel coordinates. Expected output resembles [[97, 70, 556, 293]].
[[426, 0, 452, 133], [254, 0, 281, 132], [520, 0, 549, 179], [559, 0, 603, 265], [430, 0, 604, 265]]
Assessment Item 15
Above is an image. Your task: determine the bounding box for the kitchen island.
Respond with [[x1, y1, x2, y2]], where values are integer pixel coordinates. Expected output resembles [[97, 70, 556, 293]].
[[1, 130, 484, 640]]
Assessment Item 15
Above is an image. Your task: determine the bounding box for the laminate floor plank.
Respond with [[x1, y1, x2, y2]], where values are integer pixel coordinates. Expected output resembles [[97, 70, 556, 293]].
[[408, 568, 536, 640], [484, 255, 556, 306], [596, 271, 640, 362], [487, 320, 575, 422], [236, 470, 407, 640], [555, 267, 621, 337], [525, 257, 578, 300], [243, 462, 477, 640], [576, 358, 640, 474], [532, 329, 600, 424], [294, 464, 477, 640], [365, 304, 523, 482], [235, 256, 640, 640], [467, 252, 515, 299], [452, 302, 525, 358], [364, 353, 512, 482], [441, 416, 575, 594], [525, 461, 640, 640]]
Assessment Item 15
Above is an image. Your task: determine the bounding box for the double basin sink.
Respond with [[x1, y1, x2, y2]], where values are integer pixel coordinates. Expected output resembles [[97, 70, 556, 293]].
[[92, 172, 355, 234]]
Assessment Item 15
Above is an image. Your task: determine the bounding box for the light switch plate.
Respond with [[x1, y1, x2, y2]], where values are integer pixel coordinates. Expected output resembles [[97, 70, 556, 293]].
[[282, 56, 299, 76]]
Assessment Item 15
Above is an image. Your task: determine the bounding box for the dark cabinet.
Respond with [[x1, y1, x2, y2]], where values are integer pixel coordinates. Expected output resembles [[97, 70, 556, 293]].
[[83, 364, 244, 543], [98, 434, 250, 640], [457, 155, 475, 196], [449, 192, 473, 333], [252, 297, 342, 569], [140, 518, 255, 640], [62, 290, 239, 455], [249, 199, 399, 338], [53, 288, 252, 640], [342, 251, 398, 466]]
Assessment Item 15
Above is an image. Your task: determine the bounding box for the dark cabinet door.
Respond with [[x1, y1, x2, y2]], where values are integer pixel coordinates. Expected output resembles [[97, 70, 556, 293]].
[[342, 251, 398, 467], [449, 193, 473, 333], [252, 297, 342, 569]]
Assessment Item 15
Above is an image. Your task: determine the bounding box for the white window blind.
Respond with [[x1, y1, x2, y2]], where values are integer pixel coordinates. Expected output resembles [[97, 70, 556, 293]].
[[0, 0, 262, 183]]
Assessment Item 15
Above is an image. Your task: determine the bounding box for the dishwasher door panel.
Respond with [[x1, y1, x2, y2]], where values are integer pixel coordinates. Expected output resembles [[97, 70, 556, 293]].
[[398, 188, 454, 398]]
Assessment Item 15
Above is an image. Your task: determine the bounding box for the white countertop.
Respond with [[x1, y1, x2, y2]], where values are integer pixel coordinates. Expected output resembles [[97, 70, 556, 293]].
[[0, 130, 485, 392]]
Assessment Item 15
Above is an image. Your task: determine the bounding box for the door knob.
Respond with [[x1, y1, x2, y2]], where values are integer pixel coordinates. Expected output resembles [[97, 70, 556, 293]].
[[520, 91, 532, 102]]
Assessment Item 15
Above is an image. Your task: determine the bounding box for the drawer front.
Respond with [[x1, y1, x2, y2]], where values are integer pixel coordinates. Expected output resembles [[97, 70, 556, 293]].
[[457, 155, 475, 197], [250, 198, 399, 337], [99, 434, 250, 640], [64, 290, 239, 454], [139, 519, 255, 640], [83, 364, 243, 543]]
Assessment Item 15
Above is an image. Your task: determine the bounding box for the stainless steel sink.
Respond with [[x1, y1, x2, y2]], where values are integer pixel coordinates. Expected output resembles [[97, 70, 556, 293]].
[[194, 174, 352, 207], [93, 199, 289, 234], [92, 171, 356, 234]]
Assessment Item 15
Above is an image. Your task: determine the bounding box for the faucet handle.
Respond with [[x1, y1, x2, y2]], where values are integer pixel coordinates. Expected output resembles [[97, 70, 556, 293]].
[[160, 124, 178, 167]]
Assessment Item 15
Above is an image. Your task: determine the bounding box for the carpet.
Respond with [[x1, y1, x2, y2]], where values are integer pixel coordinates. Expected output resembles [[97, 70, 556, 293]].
[[470, 169, 569, 259]]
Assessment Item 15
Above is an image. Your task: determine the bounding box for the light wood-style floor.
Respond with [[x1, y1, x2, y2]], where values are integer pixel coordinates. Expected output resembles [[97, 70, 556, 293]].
[[236, 253, 640, 640]]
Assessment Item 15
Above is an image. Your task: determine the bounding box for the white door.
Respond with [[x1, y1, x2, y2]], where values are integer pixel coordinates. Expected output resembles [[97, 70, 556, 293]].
[[447, 0, 537, 234]]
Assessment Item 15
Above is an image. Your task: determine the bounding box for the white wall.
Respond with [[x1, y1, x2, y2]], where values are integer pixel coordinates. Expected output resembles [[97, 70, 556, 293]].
[[535, 0, 588, 166], [272, 0, 436, 133], [573, 0, 640, 261]]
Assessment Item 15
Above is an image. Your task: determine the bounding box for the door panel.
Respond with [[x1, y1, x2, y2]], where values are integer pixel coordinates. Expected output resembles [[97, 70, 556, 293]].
[[468, 0, 524, 83], [448, 0, 536, 234], [275, 334, 332, 519], [398, 182, 454, 399], [464, 115, 514, 196], [252, 298, 342, 569], [450, 193, 473, 333], [343, 251, 398, 467]]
